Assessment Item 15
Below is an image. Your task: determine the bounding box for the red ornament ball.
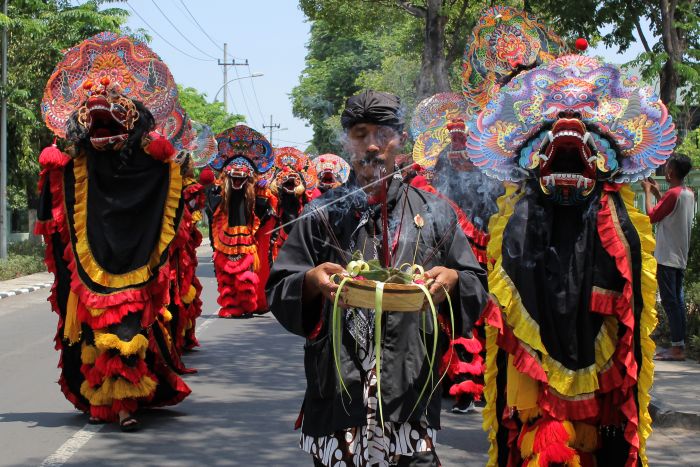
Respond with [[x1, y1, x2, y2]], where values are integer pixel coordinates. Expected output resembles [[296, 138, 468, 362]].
[[575, 38, 589, 51], [198, 167, 216, 185]]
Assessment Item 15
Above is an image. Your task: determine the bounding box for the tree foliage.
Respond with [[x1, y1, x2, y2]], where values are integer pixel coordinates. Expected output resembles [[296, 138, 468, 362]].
[[677, 126, 700, 166], [3, 0, 133, 210], [532, 0, 700, 129], [177, 85, 245, 135], [291, 19, 390, 153]]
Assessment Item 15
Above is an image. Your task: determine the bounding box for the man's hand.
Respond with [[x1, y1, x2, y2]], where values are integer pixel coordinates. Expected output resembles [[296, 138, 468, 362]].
[[303, 262, 346, 303], [423, 266, 459, 305], [641, 178, 661, 199]]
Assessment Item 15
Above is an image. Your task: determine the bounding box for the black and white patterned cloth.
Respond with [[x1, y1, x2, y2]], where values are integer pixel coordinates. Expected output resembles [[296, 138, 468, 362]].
[[301, 308, 437, 467]]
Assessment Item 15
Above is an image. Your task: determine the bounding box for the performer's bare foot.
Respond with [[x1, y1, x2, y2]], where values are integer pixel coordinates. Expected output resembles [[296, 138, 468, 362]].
[[118, 410, 140, 432]]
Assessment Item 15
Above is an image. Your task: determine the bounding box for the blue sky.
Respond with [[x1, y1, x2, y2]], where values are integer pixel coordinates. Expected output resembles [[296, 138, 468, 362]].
[[123, 0, 313, 151], [118, 2, 647, 152]]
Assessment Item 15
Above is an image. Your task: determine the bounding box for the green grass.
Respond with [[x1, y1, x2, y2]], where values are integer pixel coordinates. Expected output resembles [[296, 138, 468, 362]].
[[0, 240, 47, 280]]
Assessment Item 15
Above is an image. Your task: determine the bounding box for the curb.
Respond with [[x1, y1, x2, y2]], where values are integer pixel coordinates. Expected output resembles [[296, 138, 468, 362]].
[[0, 282, 53, 300], [650, 397, 700, 430]]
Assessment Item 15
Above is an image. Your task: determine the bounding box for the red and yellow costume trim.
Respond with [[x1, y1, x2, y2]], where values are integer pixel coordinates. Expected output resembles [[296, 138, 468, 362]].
[[482, 184, 656, 466], [36, 155, 192, 422]]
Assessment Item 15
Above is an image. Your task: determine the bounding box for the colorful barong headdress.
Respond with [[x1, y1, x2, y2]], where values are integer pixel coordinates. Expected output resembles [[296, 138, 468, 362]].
[[461, 6, 566, 116], [313, 154, 350, 186], [156, 103, 187, 144], [410, 93, 469, 171], [466, 54, 676, 204], [209, 124, 274, 174], [185, 121, 217, 168], [42, 31, 178, 138], [274, 147, 318, 191]]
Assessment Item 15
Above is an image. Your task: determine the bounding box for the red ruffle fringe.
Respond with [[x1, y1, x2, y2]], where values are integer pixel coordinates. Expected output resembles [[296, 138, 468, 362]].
[[214, 252, 259, 316]]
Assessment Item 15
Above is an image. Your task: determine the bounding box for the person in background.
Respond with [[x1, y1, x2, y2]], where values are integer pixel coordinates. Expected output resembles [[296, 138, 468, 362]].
[[642, 153, 695, 361]]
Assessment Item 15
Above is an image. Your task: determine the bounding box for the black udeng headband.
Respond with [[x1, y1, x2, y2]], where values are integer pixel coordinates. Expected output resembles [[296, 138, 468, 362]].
[[341, 90, 404, 131]]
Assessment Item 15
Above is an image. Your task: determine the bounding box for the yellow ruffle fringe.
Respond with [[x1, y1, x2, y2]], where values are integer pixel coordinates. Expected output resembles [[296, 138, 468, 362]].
[[482, 183, 644, 466], [81, 343, 97, 365], [63, 290, 81, 345], [160, 308, 173, 323], [181, 284, 196, 304], [620, 185, 657, 465], [483, 324, 500, 467], [80, 375, 157, 406], [484, 183, 522, 467], [94, 332, 149, 359], [71, 155, 183, 288], [486, 187, 619, 397]]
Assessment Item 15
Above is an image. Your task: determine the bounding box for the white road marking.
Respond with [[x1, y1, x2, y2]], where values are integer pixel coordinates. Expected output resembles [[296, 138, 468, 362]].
[[37, 278, 217, 466], [196, 314, 217, 334], [38, 424, 103, 467]]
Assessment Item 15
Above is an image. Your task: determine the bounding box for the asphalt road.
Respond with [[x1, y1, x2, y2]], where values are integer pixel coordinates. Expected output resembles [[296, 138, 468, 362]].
[[0, 251, 697, 466]]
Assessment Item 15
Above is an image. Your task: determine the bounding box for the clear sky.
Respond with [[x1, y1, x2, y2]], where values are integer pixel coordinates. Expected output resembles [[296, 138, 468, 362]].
[[116, 2, 647, 153], [123, 0, 314, 151]]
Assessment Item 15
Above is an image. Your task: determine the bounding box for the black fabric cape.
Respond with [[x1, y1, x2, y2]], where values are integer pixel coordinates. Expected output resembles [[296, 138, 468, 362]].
[[266, 177, 490, 437]]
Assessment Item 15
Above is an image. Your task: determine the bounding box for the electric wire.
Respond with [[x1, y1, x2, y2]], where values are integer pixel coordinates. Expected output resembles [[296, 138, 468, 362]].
[[231, 62, 257, 127], [149, 0, 219, 60], [246, 64, 267, 124], [275, 138, 310, 146], [126, 2, 214, 62], [225, 83, 241, 116], [177, 0, 224, 53]]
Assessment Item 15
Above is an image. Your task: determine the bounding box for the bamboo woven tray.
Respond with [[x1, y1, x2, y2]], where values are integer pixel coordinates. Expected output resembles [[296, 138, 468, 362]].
[[341, 279, 427, 312]]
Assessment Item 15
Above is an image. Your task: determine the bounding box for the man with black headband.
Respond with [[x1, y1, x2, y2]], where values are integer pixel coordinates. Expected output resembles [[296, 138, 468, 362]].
[[267, 90, 489, 466]]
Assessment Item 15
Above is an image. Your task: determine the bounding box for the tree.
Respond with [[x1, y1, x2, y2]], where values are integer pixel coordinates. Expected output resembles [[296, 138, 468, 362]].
[[533, 0, 700, 116], [677, 126, 700, 166], [0, 0, 132, 211], [177, 86, 245, 135], [299, 0, 520, 99], [291, 19, 389, 153]]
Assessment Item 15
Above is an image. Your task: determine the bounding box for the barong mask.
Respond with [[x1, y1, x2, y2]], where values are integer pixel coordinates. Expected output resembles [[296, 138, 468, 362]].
[[208, 124, 274, 183], [224, 157, 255, 190], [466, 55, 677, 204], [75, 77, 139, 150], [422, 6, 566, 175], [42, 32, 178, 146], [410, 93, 469, 172], [313, 154, 350, 191], [272, 147, 317, 197], [461, 6, 567, 116]]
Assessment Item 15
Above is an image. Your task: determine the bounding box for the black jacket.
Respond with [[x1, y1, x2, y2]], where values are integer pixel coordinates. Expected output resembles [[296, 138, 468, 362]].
[[266, 179, 489, 437]]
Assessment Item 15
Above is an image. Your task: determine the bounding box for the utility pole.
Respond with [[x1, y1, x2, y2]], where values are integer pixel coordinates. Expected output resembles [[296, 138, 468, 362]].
[[0, 0, 8, 259], [262, 115, 281, 146], [217, 43, 248, 114]]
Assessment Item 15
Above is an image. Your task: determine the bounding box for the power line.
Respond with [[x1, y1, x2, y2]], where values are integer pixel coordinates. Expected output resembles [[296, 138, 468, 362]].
[[126, 2, 214, 62], [149, 0, 219, 60], [246, 63, 266, 125], [177, 0, 224, 53], [231, 60, 256, 127], [226, 83, 240, 116], [276, 138, 310, 146], [263, 115, 281, 145]]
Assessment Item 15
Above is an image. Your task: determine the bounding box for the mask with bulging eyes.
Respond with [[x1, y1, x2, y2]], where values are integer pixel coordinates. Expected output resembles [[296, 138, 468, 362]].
[[76, 76, 140, 151], [533, 113, 600, 205], [273, 166, 306, 197], [224, 157, 254, 190]]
